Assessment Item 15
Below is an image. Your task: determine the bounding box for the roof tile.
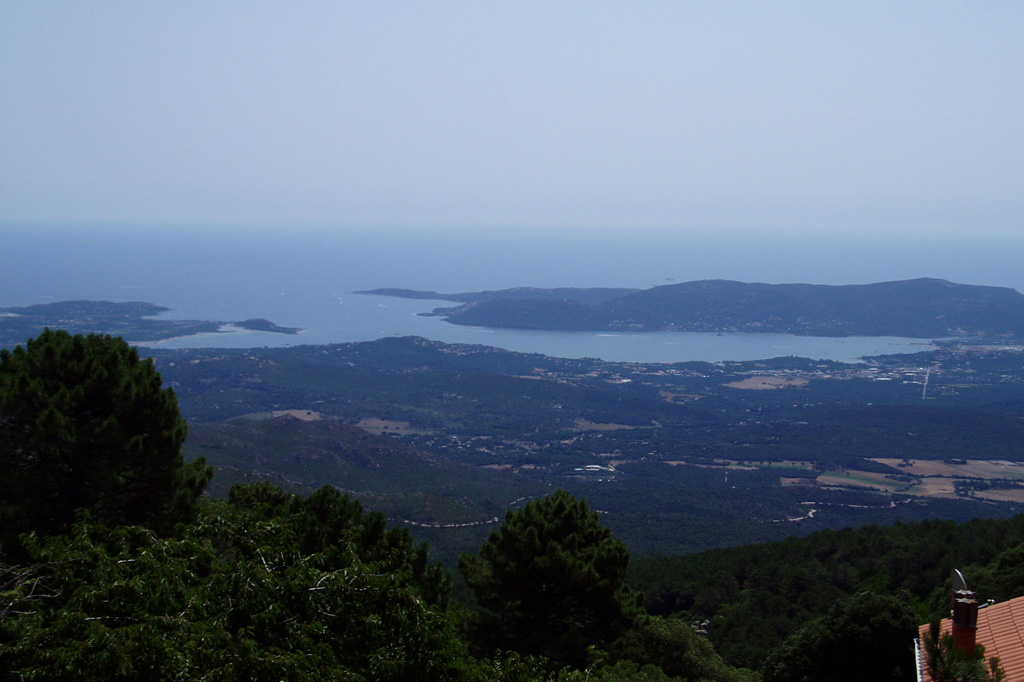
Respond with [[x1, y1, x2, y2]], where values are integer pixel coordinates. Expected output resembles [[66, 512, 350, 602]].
[[918, 595, 1024, 682]]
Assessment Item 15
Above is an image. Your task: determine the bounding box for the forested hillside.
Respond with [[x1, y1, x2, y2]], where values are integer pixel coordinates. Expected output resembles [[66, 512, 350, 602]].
[[1, 331, 754, 681], [631, 515, 1024, 669], [5, 330, 1024, 681]]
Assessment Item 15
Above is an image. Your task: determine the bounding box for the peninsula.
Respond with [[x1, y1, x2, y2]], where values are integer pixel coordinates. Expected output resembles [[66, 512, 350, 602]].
[[0, 301, 300, 348], [361, 278, 1024, 339]]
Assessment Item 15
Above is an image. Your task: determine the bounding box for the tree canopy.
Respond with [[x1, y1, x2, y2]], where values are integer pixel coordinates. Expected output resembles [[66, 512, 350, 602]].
[[0, 485, 465, 681], [761, 592, 918, 682], [459, 490, 640, 667], [0, 330, 210, 552], [4, 483, 758, 682]]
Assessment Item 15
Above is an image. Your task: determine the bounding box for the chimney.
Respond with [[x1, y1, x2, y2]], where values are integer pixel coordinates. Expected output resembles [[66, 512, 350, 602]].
[[951, 589, 979, 655]]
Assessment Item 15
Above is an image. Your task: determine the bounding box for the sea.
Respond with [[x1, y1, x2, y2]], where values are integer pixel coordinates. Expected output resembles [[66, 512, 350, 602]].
[[5, 223, 1024, 363]]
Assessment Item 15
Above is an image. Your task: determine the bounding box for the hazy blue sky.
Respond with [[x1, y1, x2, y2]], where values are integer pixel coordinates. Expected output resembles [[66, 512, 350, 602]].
[[2, 2, 1022, 236]]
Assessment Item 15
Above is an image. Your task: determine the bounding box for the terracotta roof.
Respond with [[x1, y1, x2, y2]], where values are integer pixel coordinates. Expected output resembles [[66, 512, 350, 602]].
[[917, 595, 1024, 682]]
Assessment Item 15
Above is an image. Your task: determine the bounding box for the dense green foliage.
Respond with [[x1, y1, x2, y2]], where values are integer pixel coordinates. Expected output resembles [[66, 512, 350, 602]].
[[1, 482, 754, 682], [460, 491, 640, 667], [961, 541, 1024, 605], [0, 331, 754, 682], [0, 330, 210, 552], [761, 592, 917, 682], [9, 328, 1024, 679], [607, 616, 755, 682], [0, 487, 464, 681], [631, 514, 1024, 670]]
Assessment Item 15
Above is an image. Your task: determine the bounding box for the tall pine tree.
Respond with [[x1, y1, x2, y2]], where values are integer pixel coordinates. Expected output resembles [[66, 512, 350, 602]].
[[0, 330, 210, 552], [460, 490, 639, 667]]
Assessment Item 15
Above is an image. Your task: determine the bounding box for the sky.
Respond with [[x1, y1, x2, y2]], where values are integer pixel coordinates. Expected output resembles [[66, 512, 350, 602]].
[[2, 2, 1022, 237]]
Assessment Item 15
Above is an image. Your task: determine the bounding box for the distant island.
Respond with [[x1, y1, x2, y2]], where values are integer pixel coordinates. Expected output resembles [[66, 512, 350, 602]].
[[360, 278, 1024, 339], [232, 318, 302, 335], [0, 301, 300, 348]]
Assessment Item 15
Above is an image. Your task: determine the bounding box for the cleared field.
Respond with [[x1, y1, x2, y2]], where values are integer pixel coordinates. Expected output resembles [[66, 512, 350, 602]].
[[906, 477, 959, 498], [808, 461, 1024, 503], [976, 489, 1024, 503], [724, 376, 809, 390], [236, 409, 324, 421], [271, 409, 322, 421], [617, 456, 1024, 505], [761, 460, 816, 470], [665, 460, 757, 470], [574, 418, 634, 431], [665, 459, 814, 471], [658, 390, 703, 403], [355, 417, 431, 436], [817, 471, 907, 492], [709, 459, 815, 469], [872, 458, 1024, 480]]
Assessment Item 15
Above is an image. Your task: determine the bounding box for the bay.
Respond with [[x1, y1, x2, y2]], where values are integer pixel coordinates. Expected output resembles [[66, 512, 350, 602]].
[[2, 223, 1009, 363], [145, 294, 931, 363]]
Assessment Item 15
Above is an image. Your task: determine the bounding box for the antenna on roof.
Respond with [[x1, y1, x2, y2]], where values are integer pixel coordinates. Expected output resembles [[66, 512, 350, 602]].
[[952, 568, 969, 592]]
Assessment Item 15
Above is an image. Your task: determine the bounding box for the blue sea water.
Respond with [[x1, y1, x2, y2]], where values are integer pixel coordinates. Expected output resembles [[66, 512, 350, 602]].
[[3, 223, 1022, 362]]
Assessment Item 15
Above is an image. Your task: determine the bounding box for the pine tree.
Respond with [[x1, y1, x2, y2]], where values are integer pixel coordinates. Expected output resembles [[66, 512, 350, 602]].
[[459, 490, 639, 667], [0, 330, 210, 552]]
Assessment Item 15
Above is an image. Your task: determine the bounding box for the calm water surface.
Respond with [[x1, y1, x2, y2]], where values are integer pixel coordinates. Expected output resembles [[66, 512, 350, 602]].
[[3, 224, 1009, 363], [145, 294, 931, 363]]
